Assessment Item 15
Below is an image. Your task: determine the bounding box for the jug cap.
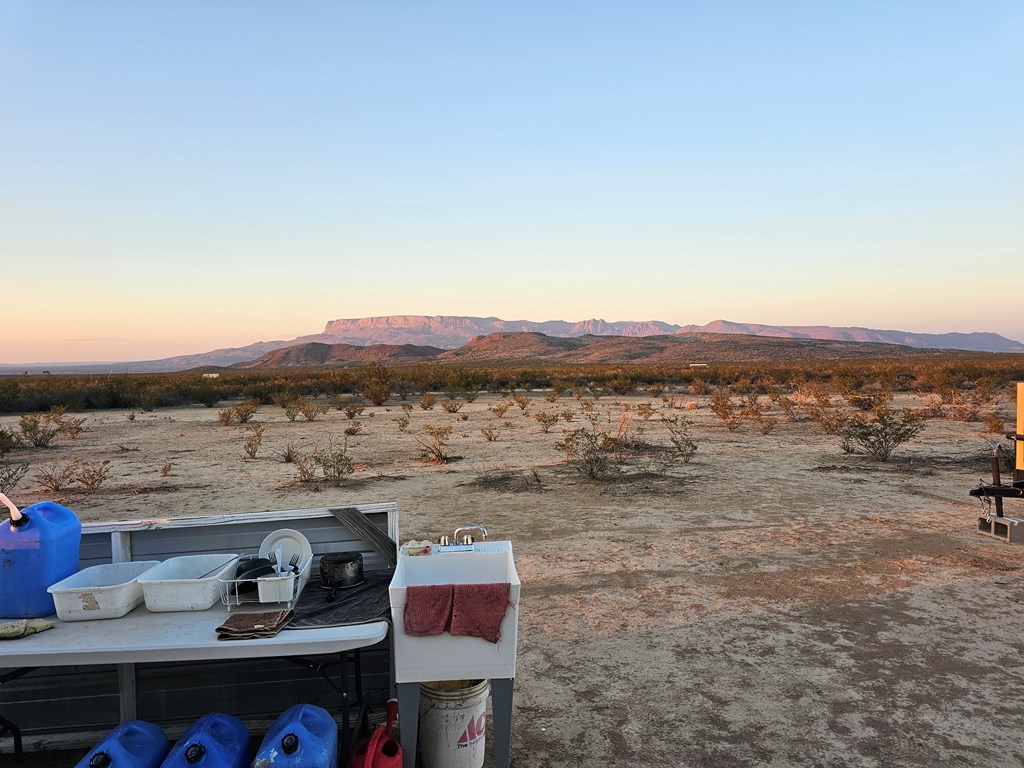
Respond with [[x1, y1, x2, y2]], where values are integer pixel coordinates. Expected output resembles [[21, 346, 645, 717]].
[[0, 493, 27, 527]]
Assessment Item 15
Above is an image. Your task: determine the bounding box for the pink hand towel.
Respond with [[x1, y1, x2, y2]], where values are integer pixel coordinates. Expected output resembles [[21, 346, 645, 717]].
[[449, 582, 511, 644], [404, 584, 453, 636]]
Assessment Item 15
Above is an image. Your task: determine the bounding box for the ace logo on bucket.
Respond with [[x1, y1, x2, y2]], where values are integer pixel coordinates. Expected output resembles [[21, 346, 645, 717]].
[[457, 714, 487, 748]]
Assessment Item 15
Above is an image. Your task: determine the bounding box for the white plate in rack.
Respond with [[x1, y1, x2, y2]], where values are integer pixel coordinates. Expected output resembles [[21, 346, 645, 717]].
[[259, 528, 313, 569]]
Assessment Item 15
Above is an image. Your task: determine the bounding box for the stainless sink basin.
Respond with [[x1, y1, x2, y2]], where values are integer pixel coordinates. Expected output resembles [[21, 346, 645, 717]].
[[389, 541, 520, 683]]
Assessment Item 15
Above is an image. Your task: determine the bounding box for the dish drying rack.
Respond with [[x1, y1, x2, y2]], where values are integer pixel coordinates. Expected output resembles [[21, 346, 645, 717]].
[[219, 555, 311, 611]]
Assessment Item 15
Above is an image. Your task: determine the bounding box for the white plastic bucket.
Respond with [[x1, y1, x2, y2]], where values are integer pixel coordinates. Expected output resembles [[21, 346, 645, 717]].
[[418, 680, 490, 768]]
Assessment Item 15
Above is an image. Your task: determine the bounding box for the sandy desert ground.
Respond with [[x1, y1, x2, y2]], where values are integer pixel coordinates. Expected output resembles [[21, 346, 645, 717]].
[[3, 388, 1023, 767]]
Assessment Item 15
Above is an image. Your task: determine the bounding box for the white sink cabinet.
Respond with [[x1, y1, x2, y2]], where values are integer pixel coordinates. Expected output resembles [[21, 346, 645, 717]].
[[389, 541, 520, 768]]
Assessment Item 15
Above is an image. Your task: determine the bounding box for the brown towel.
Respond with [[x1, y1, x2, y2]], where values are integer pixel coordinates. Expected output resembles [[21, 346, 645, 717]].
[[216, 610, 293, 641], [403, 584, 453, 636], [449, 583, 511, 644]]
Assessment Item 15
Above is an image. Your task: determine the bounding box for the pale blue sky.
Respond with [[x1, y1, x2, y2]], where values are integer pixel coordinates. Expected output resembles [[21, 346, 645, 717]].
[[1, 1, 1021, 362]]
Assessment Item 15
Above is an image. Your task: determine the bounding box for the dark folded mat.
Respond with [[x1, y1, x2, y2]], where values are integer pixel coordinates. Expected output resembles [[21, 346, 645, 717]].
[[216, 609, 293, 640], [286, 569, 394, 630]]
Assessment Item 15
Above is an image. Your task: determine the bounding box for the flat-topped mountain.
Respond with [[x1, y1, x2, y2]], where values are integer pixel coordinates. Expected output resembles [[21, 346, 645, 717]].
[[320, 315, 680, 346]]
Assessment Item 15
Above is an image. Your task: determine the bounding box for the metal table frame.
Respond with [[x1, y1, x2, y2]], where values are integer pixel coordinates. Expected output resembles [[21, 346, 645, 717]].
[[0, 607, 388, 761]]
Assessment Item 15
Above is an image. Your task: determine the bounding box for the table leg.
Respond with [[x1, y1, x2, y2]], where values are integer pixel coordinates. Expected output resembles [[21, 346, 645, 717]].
[[0, 667, 35, 757], [491, 677, 514, 768], [396, 682, 419, 768], [0, 711, 23, 756]]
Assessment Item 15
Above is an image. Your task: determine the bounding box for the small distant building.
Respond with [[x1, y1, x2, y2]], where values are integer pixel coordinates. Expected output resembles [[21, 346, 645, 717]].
[[689, 363, 708, 368], [202, 373, 220, 379]]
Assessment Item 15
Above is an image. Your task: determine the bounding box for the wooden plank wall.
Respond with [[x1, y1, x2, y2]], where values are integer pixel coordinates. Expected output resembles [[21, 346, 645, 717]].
[[0, 504, 397, 752]]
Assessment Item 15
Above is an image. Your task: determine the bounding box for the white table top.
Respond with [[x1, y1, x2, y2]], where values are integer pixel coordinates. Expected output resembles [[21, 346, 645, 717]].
[[1, 606, 389, 667]]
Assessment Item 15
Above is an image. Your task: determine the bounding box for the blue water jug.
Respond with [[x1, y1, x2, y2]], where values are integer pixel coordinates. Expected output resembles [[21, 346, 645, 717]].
[[161, 713, 250, 768], [75, 720, 170, 768], [252, 704, 337, 768], [0, 496, 81, 618]]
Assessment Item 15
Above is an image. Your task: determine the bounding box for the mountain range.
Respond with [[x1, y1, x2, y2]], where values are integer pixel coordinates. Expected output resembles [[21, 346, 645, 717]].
[[232, 331, 955, 370], [3, 316, 1021, 374]]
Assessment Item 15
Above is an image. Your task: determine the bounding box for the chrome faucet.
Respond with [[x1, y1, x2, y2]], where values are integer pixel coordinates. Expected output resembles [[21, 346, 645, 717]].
[[453, 525, 489, 545]]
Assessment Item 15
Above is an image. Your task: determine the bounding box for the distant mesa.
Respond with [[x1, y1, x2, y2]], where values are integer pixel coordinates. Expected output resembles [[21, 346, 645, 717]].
[[2, 315, 1021, 374]]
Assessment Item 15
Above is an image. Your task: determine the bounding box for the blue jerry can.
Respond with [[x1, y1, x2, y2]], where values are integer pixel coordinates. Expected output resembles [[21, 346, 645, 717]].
[[0, 498, 81, 618], [75, 720, 169, 768], [161, 713, 250, 768], [251, 704, 337, 768]]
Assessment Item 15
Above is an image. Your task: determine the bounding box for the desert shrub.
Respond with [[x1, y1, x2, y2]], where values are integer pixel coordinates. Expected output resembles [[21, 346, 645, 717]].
[[276, 442, 301, 463], [838, 409, 924, 461], [945, 404, 980, 422], [45, 406, 86, 439], [234, 399, 261, 423], [603, 407, 646, 461], [981, 412, 1004, 434], [441, 399, 462, 413], [605, 376, 633, 396], [0, 428, 17, 458], [770, 393, 799, 421], [284, 403, 300, 422], [512, 391, 530, 412], [344, 421, 362, 437], [217, 399, 260, 425], [418, 424, 453, 464], [342, 402, 366, 419], [556, 425, 612, 479], [480, 427, 499, 442], [461, 390, 479, 403], [741, 393, 762, 417], [36, 461, 80, 492], [0, 463, 30, 494], [271, 391, 295, 408], [312, 437, 355, 484], [544, 389, 560, 403], [751, 412, 779, 435], [571, 386, 588, 400], [161, 462, 173, 476], [297, 397, 329, 422], [19, 413, 61, 448], [708, 390, 742, 432], [76, 460, 111, 493], [242, 424, 266, 459], [490, 400, 512, 418], [844, 390, 894, 413], [395, 415, 411, 432], [796, 385, 843, 435], [534, 412, 559, 433], [636, 403, 656, 421], [691, 379, 709, 396], [560, 408, 575, 423], [401, 402, 414, 413], [420, 393, 437, 411], [295, 454, 318, 483], [646, 382, 666, 399], [357, 362, 393, 406], [661, 416, 698, 464]]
